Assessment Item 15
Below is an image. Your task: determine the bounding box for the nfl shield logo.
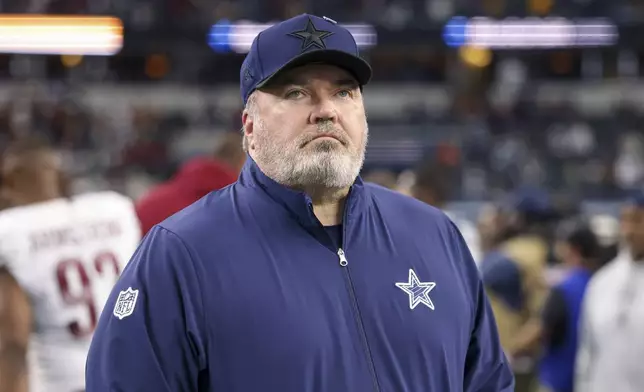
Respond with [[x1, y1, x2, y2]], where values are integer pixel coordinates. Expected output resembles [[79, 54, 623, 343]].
[[113, 287, 139, 320]]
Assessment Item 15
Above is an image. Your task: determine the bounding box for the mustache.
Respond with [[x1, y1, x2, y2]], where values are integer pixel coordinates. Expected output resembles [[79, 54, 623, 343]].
[[299, 122, 349, 146]]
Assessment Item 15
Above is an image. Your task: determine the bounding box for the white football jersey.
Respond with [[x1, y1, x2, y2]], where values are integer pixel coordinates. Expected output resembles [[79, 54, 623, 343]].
[[0, 191, 141, 392]]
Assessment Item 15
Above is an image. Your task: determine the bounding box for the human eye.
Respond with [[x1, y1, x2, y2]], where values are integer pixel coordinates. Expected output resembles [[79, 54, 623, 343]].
[[336, 89, 354, 99], [285, 89, 305, 99]]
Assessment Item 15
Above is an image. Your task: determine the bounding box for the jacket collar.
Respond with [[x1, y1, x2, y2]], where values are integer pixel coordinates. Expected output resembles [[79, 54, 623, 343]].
[[238, 156, 367, 230]]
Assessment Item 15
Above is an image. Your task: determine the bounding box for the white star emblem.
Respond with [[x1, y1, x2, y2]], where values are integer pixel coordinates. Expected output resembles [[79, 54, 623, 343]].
[[395, 269, 437, 310]]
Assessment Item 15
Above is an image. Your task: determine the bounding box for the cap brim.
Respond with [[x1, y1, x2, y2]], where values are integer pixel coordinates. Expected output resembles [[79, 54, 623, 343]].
[[256, 49, 372, 90]]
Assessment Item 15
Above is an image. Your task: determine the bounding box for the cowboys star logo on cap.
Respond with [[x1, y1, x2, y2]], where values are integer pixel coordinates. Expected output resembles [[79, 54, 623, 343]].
[[287, 17, 334, 51], [243, 67, 254, 83]]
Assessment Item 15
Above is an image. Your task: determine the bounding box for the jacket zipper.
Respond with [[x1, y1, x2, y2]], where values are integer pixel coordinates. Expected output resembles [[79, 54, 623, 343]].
[[337, 248, 382, 392]]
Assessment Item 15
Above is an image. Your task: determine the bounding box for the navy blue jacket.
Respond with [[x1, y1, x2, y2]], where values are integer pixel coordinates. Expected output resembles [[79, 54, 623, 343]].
[[85, 158, 514, 392]]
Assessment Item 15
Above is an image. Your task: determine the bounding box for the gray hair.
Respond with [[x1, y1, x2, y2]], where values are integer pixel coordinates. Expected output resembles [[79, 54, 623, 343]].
[[241, 93, 257, 153]]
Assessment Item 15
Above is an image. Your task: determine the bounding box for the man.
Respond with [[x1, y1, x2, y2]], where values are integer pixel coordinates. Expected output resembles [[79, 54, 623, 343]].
[[538, 221, 600, 392], [0, 137, 141, 392], [575, 193, 644, 392], [478, 191, 551, 392], [412, 162, 481, 264], [136, 132, 245, 235], [86, 14, 513, 392]]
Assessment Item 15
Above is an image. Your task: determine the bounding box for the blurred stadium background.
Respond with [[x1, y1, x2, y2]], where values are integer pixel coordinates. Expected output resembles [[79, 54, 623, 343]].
[[0, 0, 637, 227], [2, 0, 644, 391]]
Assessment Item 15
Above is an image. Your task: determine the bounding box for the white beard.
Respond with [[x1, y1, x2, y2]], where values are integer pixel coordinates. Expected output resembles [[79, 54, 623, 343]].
[[251, 119, 367, 190]]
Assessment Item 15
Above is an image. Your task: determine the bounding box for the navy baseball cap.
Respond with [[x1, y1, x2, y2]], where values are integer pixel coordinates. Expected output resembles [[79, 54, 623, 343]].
[[239, 14, 372, 105]]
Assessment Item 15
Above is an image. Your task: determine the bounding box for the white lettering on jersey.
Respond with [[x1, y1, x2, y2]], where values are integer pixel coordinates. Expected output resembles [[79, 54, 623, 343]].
[[113, 287, 139, 320]]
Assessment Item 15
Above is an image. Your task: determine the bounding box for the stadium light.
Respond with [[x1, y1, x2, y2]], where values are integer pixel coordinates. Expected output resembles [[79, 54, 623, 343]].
[[0, 15, 123, 55], [208, 19, 377, 54], [443, 16, 618, 49]]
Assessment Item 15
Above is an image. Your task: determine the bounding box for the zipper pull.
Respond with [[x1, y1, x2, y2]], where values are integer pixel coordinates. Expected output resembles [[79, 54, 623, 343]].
[[337, 248, 348, 267]]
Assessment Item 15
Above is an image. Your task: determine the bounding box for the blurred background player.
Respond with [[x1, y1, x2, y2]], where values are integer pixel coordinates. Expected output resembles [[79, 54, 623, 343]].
[[135, 131, 245, 235], [538, 220, 601, 392], [477, 189, 553, 392], [411, 160, 482, 263], [575, 193, 644, 392], [0, 137, 141, 392]]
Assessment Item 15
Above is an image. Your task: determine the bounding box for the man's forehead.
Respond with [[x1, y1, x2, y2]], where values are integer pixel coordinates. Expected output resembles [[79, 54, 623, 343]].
[[268, 64, 358, 87]]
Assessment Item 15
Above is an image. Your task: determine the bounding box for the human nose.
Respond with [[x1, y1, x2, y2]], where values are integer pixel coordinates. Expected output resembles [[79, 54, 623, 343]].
[[309, 97, 338, 124]]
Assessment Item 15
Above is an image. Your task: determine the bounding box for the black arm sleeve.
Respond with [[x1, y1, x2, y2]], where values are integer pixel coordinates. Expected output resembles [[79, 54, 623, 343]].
[[541, 287, 569, 349]]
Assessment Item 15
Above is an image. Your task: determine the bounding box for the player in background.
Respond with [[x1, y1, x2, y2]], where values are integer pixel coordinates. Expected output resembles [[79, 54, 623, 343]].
[[537, 220, 601, 392], [135, 132, 246, 236], [477, 190, 552, 392], [411, 163, 482, 264], [575, 194, 644, 392], [0, 138, 141, 392]]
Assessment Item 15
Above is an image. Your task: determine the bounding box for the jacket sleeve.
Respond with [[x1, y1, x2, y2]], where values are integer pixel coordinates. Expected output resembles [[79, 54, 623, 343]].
[[448, 223, 515, 392], [85, 226, 208, 392]]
